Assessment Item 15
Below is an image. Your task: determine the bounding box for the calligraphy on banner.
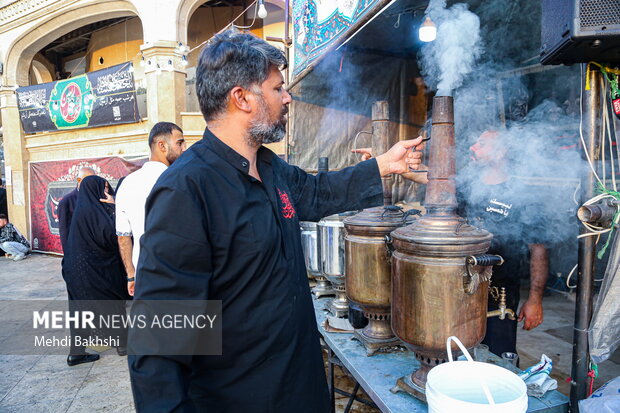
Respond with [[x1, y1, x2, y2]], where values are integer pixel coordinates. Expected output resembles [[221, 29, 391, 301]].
[[16, 63, 140, 134]]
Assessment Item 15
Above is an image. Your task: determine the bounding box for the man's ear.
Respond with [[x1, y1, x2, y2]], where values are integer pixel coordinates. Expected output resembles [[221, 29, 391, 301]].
[[230, 86, 253, 113], [157, 138, 168, 153]]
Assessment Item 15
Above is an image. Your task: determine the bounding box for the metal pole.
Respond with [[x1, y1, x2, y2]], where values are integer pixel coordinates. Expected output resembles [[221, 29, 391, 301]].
[[570, 65, 602, 411]]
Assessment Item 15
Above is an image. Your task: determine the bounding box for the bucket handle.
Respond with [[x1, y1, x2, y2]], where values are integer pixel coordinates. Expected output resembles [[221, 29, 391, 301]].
[[446, 336, 496, 406], [446, 336, 474, 362]]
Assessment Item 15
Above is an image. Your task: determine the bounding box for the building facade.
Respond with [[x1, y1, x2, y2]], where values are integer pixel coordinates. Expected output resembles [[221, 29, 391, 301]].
[[0, 0, 289, 240]]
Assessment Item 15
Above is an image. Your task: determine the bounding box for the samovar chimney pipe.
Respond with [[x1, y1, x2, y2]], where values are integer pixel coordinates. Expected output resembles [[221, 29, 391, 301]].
[[372, 101, 394, 206], [389, 95, 493, 397], [425, 96, 457, 214]]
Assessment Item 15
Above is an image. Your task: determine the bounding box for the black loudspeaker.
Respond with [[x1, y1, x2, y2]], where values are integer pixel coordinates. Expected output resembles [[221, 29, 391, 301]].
[[540, 0, 620, 65]]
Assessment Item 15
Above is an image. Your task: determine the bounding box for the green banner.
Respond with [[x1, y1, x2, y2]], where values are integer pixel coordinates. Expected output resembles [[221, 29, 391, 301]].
[[48, 75, 95, 130]]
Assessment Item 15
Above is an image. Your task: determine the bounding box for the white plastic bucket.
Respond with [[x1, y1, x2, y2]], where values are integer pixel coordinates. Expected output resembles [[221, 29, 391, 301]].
[[426, 336, 528, 413]]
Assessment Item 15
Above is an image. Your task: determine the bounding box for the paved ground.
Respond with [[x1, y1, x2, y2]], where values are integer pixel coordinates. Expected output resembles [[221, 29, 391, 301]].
[[0, 254, 134, 413], [1, 254, 619, 412]]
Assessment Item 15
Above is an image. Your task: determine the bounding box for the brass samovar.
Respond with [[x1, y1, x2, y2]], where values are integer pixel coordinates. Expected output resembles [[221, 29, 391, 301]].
[[390, 96, 494, 399], [344, 101, 416, 355]]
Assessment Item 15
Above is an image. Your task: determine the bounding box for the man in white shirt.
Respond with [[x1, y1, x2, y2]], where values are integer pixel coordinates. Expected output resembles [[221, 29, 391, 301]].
[[116, 122, 186, 295]]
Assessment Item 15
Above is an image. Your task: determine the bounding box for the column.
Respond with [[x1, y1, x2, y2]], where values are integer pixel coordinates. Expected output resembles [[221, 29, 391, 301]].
[[0, 86, 30, 235], [141, 41, 187, 128]]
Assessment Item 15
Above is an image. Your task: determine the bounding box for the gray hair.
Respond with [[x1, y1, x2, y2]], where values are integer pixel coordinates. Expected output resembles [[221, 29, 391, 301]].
[[196, 30, 287, 121]]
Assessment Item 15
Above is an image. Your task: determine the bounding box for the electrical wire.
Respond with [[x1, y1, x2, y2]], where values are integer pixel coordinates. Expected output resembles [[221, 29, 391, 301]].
[[568, 65, 620, 290], [614, 94, 620, 164], [66, 17, 135, 78], [566, 264, 578, 289], [575, 65, 620, 248], [573, 182, 581, 206], [67, 43, 95, 78], [188, 1, 259, 54], [101, 0, 260, 75], [601, 93, 613, 188], [565, 261, 606, 289], [231, 0, 259, 30], [19, 1, 266, 88]]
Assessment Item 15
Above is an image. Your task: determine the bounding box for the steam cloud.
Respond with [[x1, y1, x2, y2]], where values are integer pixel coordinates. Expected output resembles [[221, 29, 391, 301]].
[[420, 0, 481, 96], [420, 0, 585, 271]]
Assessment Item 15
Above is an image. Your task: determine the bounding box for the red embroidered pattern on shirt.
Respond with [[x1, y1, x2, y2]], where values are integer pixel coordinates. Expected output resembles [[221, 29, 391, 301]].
[[277, 188, 296, 219]]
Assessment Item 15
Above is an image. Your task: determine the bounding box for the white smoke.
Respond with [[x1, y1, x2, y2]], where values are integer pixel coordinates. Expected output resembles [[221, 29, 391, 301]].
[[421, 0, 482, 96], [419, 0, 586, 272]]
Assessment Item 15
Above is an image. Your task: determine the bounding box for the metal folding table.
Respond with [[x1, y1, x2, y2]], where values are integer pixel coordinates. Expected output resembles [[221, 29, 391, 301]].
[[313, 295, 570, 413]]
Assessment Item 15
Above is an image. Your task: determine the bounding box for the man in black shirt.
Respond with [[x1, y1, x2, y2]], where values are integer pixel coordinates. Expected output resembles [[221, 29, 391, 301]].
[[463, 130, 548, 357], [128, 31, 424, 412]]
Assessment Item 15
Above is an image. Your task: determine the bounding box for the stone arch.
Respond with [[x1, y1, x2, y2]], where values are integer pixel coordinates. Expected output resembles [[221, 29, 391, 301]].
[[30, 53, 56, 84], [176, 0, 287, 45], [30, 59, 54, 84], [3, 0, 140, 86]]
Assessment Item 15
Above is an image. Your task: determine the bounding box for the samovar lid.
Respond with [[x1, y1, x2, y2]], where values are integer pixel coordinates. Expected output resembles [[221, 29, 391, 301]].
[[344, 205, 418, 230], [318, 211, 357, 227], [390, 213, 493, 255]]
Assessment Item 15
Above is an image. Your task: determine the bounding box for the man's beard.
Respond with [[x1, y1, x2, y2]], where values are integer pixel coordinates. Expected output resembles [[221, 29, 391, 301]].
[[166, 150, 180, 165], [247, 96, 287, 147], [165, 145, 181, 165]]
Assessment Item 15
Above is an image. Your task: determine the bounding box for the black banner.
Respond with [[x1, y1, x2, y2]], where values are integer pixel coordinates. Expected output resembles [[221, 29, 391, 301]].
[[16, 63, 140, 134]]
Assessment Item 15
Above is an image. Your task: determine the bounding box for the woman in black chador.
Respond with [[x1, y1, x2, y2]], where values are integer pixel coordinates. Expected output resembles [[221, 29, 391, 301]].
[[63, 175, 130, 366]]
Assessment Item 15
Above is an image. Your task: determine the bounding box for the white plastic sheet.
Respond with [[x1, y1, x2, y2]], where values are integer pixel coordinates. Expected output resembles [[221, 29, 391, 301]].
[[589, 233, 620, 363], [579, 376, 620, 413]]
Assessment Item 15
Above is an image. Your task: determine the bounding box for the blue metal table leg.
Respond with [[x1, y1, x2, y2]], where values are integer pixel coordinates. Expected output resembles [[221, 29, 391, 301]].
[[329, 347, 336, 413], [344, 382, 360, 413]]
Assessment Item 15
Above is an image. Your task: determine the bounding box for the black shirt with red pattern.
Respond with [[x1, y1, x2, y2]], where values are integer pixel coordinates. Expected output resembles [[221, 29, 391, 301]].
[[129, 127, 383, 413]]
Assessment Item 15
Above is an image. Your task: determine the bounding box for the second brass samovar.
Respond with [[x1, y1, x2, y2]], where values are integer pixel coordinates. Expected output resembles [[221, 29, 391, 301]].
[[345, 206, 416, 354], [344, 101, 416, 354]]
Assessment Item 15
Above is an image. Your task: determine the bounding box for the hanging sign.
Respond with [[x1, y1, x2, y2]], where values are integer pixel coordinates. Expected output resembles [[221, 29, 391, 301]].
[[16, 62, 140, 134]]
